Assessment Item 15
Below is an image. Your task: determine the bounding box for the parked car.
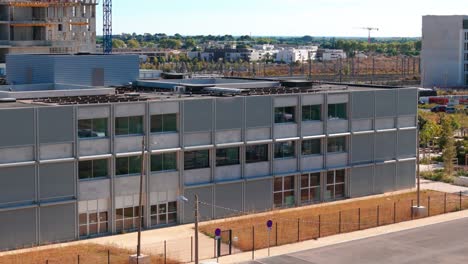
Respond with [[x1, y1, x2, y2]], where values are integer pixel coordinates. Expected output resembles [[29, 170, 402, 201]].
[[446, 106, 456, 114], [431, 105, 447, 113]]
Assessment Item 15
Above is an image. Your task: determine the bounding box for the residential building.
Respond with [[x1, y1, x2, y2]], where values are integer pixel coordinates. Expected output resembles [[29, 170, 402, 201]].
[[275, 46, 318, 63], [0, 54, 417, 251], [317, 49, 347, 61], [0, 0, 98, 62], [421, 15, 468, 88]]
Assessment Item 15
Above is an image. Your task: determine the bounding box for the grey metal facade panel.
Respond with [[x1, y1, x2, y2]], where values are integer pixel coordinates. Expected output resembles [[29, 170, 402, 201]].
[[39, 162, 75, 200], [6, 55, 54, 84], [351, 91, 375, 119], [183, 186, 213, 223], [396, 160, 416, 189], [398, 130, 417, 158], [38, 106, 74, 143], [0, 208, 37, 250], [0, 108, 35, 147], [40, 203, 75, 243], [374, 163, 396, 193], [0, 165, 36, 205], [245, 179, 272, 213], [183, 99, 214, 132], [375, 131, 396, 161], [214, 183, 243, 219], [246, 96, 272, 128], [375, 90, 397, 117], [350, 166, 374, 198], [398, 88, 418, 116], [351, 134, 374, 164], [53, 55, 139, 86], [215, 98, 243, 130]]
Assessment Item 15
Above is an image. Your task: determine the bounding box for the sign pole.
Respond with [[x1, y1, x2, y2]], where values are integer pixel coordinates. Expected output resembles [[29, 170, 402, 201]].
[[267, 220, 273, 257]]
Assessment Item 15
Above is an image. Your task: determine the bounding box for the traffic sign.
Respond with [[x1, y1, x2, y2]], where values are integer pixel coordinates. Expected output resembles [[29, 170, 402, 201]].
[[267, 220, 273, 230], [215, 228, 221, 239]]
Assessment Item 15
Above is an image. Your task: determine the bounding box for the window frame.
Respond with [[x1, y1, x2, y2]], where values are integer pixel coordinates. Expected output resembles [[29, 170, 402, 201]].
[[115, 116, 144, 136], [300, 173, 321, 204], [115, 156, 142, 176], [245, 144, 269, 164], [325, 169, 346, 201], [184, 150, 210, 170], [302, 104, 322, 122], [115, 206, 144, 233], [274, 141, 296, 159], [79, 210, 109, 238], [78, 118, 108, 139], [274, 106, 296, 124], [150, 113, 178, 134], [301, 139, 322, 156], [216, 147, 240, 167], [78, 159, 109, 180], [150, 201, 177, 226], [327, 136, 347, 153], [273, 175, 296, 208], [328, 103, 347, 120], [150, 152, 177, 172]]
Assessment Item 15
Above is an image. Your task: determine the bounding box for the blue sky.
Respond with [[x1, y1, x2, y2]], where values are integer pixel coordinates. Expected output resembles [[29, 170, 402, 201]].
[[97, 0, 468, 37]]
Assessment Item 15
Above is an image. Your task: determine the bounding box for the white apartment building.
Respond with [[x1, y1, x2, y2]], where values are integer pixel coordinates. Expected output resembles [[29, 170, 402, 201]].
[[320, 49, 347, 61], [275, 46, 318, 64], [421, 15, 468, 88]]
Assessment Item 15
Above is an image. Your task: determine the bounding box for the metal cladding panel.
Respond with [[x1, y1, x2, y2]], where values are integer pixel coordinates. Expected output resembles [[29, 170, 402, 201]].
[[0, 165, 35, 205], [40, 203, 76, 243], [398, 130, 417, 158], [0, 108, 35, 148], [398, 89, 418, 116], [375, 90, 397, 117], [38, 107, 74, 143], [39, 162, 75, 200], [6, 55, 54, 84], [374, 163, 396, 193], [183, 99, 213, 132], [54, 55, 139, 86], [397, 160, 416, 189], [351, 91, 375, 119], [0, 208, 37, 250], [214, 183, 243, 218], [215, 97, 243, 130], [183, 186, 213, 223], [351, 134, 374, 164], [375, 131, 396, 161], [350, 166, 374, 198], [245, 179, 272, 213], [246, 96, 272, 128]]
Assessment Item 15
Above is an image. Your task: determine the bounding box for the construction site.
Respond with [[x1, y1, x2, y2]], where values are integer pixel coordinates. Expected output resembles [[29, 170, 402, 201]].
[[0, 0, 97, 62]]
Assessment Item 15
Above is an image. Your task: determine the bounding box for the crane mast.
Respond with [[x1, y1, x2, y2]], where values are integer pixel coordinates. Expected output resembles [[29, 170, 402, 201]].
[[103, 0, 112, 54]]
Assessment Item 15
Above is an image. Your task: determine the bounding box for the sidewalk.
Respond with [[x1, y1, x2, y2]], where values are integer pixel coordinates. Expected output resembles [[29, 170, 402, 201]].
[[420, 178, 468, 194], [201, 209, 468, 264]]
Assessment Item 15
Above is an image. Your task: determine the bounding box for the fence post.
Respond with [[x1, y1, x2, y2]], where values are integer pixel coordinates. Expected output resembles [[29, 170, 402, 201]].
[[377, 206, 380, 226], [411, 200, 414, 220], [275, 222, 278, 246], [460, 191, 463, 211], [191, 236, 193, 262], [108, 250, 110, 264], [164, 240, 167, 264], [393, 202, 396, 223], [252, 226, 255, 260], [318, 215, 321, 238], [339, 211, 342, 234], [358, 208, 361, 230], [444, 193, 447, 213], [428, 196, 431, 217], [297, 218, 300, 242], [78, 254, 80, 264]]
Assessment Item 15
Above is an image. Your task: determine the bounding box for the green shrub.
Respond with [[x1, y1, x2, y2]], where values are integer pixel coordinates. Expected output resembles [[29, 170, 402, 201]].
[[421, 169, 454, 183]]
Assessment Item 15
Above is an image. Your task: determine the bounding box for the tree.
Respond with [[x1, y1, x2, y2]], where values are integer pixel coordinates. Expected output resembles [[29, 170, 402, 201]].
[[112, 39, 126, 48], [440, 116, 456, 176], [127, 39, 140, 49], [420, 119, 441, 160]]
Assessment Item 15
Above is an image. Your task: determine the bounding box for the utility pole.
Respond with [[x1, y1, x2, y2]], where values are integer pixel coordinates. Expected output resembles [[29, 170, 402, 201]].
[[417, 125, 421, 207], [194, 194, 199, 264]]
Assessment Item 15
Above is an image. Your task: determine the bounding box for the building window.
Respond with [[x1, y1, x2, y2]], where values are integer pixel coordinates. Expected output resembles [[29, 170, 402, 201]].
[[465, 74, 468, 86], [465, 53, 468, 61], [302, 105, 321, 121], [184, 150, 210, 170], [328, 103, 347, 120], [150, 114, 177, 133], [274, 141, 296, 159], [275, 106, 296, 123], [79, 159, 109, 180], [327, 137, 347, 153], [274, 176, 295, 207], [115, 206, 144, 232], [79, 211, 108, 237], [301, 173, 321, 204], [325, 170, 346, 200], [58, 24, 63, 31], [302, 139, 321, 156], [246, 144, 269, 163], [465, 64, 468, 72], [151, 152, 177, 172], [115, 156, 141, 176], [465, 42, 468, 51], [78, 118, 108, 138], [464, 20, 468, 29], [115, 116, 144, 136], [150, 201, 177, 226], [216, 147, 240, 167]]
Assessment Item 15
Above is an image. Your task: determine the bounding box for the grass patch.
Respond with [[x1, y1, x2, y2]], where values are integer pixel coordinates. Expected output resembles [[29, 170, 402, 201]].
[[421, 169, 454, 183], [0, 243, 179, 264]]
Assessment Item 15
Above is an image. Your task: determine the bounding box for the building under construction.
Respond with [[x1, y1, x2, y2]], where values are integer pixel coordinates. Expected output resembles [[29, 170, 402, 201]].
[[0, 0, 97, 62]]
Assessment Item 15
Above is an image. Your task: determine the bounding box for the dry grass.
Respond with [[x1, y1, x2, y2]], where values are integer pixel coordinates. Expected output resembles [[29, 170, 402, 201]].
[[0, 243, 180, 264], [200, 190, 467, 251]]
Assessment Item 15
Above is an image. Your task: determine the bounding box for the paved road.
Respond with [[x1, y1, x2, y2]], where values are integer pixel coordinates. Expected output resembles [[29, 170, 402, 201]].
[[244, 218, 468, 264]]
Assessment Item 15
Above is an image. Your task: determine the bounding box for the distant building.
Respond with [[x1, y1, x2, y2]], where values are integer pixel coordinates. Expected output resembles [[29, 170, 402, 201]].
[[421, 15, 468, 88], [317, 49, 347, 61], [275, 46, 318, 63]]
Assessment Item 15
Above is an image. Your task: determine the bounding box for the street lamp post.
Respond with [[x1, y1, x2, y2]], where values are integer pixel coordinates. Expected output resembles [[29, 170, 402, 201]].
[[178, 195, 200, 264]]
